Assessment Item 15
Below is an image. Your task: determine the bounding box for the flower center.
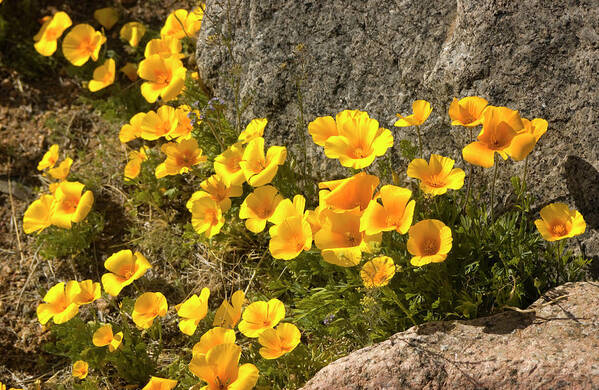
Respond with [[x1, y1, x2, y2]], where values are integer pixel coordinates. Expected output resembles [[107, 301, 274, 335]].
[[551, 223, 567, 236], [258, 207, 272, 219], [425, 175, 445, 188], [353, 146, 369, 159], [421, 238, 439, 256], [154, 70, 171, 85], [344, 232, 359, 246], [176, 151, 195, 167], [78, 37, 96, 55], [61, 196, 79, 213], [45, 27, 60, 41], [228, 157, 241, 171], [205, 209, 218, 225]]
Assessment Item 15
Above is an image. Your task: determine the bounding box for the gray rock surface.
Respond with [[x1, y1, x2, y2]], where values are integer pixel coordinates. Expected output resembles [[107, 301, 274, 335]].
[[300, 282, 599, 390], [196, 1, 599, 257]]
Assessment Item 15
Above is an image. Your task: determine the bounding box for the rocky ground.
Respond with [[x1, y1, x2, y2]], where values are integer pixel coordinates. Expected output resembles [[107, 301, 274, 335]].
[[0, 0, 196, 386]]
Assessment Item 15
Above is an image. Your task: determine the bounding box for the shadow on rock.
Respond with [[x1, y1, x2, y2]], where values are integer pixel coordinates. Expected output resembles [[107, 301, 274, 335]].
[[415, 321, 456, 335], [564, 156, 599, 229], [469, 310, 535, 335]]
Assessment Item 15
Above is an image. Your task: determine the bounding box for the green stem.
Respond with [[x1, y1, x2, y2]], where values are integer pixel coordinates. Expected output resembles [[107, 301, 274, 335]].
[[523, 155, 529, 192], [490, 158, 499, 222], [416, 125, 423, 158], [396, 297, 417, 327]]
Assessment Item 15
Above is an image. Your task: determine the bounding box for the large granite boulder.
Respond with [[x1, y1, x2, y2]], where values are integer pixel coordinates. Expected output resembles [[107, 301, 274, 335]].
[[300, 282, 599, 389], [196, 1, 599, 256]]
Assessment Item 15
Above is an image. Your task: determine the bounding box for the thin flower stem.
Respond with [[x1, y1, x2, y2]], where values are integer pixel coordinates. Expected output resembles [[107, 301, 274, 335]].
[[458, 165, 474, 217], [490, 158, 500, 222], [206, 119, 225, 151], [523, 155, 529, 191], [244, 250, 268, 295], [396, 297, 417, 327], [416, 125, 424, 158]]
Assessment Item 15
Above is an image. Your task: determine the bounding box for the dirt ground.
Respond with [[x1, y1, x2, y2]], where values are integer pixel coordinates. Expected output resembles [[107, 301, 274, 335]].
[[0, 0, 197, 387]]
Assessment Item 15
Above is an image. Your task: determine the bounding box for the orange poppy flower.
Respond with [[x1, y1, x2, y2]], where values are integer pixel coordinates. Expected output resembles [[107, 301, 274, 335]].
[[534, 203, 586, 241], [448, 96, 488, 127], [407, 219, 452, 266], [462, 106, 535, 168], [360, 185, 415, 235], [62, 24, 106, 66], [406, 154, 465, 196]]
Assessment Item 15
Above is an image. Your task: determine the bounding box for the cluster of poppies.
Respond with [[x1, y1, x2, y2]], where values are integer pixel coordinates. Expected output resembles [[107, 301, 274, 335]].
[[33, 6, 202, 98], [23, 144, 94, 234], [180, 98, 586, 290], [36, 248, 300, 389]]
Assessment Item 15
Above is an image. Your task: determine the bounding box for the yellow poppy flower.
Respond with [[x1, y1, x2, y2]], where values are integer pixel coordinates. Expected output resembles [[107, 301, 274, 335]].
[[33, 12, 72, 56], [324, 111, 393, 169], [214, 142, 246, 186], [269, 216, 312, 260], [462, 106, 535, 168], [188, 343, 259, 390], [394, 100, 432, 127], [144, 36, 184, 59], [520, 117, 548, 143], [92, 324, 123, 352], [534, 203, 586, 241], [72, 360, 88, 379], [124, 146, 149, 180], [67, 279, 101, 305], [199, 174, 243, 212], [308, 115, 337, 146], [141, 377, 178, 390], [188, 193, 225, 238], [176, 287, 210, 336], [101, 249, 152, 297], [240, 137, 287, 186], [93, 7, 118, 30], [47, 157, 73, 180], [448, 96, 488, 127], [239, 185, 284, 233], [318, 172, 379, 214], [23, 194, 54, 234], [140, 105, 178, 140], [360, 256, 396, 288], [192, 327, 236, 358], [213, 290, 245, 328], [407, 219, 452, 266], [62, 24, 106, 66], [258, 323, 301, 359], [269, 194, 306, 224], [308, 109, 366, 146], [37, 144, 59, 170], [132, 292, 168, 329], [238, 118, 268, 144], [138, 54, 186, 103], [167, 105, 193, 139], [50, 181, 94, 229], [119, 21, 146, 47], [155, 138, 207, 178], [88, 58, 115, 92], [238, 298, 285, 338], [314, 209, 382, 267], [360, 185, 415, 235], [406, 154, 465, 196], [305, 204, 327, 236], [120, 62, 138, 81], [161, 8, 204, 39], [36, 282, 79, 325], [120, 112, 145, 143]]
